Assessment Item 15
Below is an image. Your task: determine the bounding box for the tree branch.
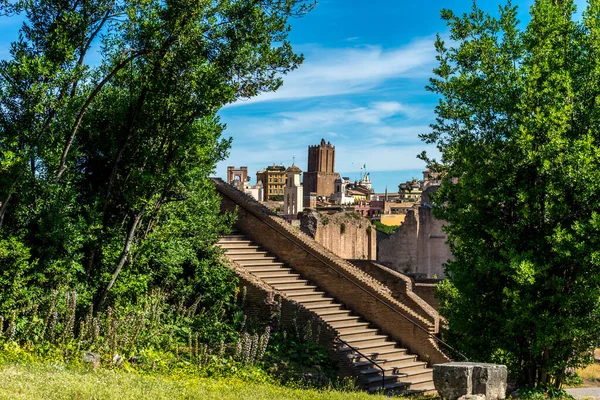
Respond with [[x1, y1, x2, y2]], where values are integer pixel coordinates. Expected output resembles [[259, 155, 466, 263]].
[[56, 49, 148, 180]]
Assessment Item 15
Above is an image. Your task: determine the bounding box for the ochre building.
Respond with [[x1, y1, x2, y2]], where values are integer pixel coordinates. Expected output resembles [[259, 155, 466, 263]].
[[256, 165, 286, 201]]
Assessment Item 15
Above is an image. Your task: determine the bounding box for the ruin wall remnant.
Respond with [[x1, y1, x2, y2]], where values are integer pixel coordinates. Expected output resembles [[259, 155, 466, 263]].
[[300, 211, 376, 260]]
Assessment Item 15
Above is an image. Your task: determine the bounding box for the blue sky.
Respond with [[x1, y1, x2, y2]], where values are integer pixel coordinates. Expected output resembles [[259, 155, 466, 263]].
[[216, 0, 588, 192], [215, 0, 525, 192], [0, 0, 588, 193]]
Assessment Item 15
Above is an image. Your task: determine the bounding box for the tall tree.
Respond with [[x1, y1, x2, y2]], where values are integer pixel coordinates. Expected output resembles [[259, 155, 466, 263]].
[[0, 0, 312, 310], [423, 0, 600, 388]]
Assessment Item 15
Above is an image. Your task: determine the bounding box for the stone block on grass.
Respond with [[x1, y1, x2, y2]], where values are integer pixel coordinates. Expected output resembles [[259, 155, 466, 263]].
[[433, 362, 507, 400]]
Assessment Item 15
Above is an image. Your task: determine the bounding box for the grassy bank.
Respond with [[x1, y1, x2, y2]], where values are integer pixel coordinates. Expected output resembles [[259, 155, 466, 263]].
[[0, 362, 387, 400]]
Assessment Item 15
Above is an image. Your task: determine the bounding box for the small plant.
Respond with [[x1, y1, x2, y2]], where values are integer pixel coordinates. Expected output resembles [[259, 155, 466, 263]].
[[340, 223, 346, 234]]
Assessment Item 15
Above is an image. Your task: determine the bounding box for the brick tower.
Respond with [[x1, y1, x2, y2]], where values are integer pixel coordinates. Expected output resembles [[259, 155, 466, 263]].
[[303, 139, 337, 202]]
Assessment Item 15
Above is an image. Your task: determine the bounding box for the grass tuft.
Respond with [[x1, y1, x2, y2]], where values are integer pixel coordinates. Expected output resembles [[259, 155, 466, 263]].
[[0, 362, 388, 400]]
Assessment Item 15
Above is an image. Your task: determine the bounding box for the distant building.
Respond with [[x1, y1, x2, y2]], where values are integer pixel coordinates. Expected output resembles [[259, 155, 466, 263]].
[[244, 180, 263, 202], [358, 172, 373, 191], [332, 176, 353, 205], [399, 179, 423, 202], [284, 165, 303, 219], [227, 166, 249, 191], [257, 164, 286, 201], [226, 166, 263, 201], [347, 186, 371, 203], [303, 139, 338, 205]]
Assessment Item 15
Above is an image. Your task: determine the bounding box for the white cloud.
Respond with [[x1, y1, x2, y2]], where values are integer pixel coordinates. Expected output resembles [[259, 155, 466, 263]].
[[223, 101, 429, 138], [216, 99, 439, 181], [229, 36, 438, 105]]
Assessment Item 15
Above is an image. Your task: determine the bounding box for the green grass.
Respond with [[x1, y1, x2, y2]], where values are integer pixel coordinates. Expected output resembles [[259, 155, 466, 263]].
[[0, 362, 389, 400]]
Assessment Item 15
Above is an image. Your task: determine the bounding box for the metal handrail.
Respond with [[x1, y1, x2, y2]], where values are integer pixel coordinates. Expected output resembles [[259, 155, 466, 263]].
[[335, 336, 387, 391], [214, 179, 468, 362]]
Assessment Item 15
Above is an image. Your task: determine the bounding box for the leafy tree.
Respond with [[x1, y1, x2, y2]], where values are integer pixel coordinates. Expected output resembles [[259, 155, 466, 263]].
[[0, 0, 312, 313], [373, 221, 399, 235], [422, 0, 600, 388]]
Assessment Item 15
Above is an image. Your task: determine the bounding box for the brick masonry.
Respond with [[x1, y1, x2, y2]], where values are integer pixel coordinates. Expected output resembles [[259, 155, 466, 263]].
[[212, 178, 450, 366], [232, 266, 360, 385], [347, 260, 441, 332]]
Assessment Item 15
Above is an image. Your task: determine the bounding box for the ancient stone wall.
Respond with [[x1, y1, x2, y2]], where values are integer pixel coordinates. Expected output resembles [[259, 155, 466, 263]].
[[377, 209, 419, 272], [416, 206, 452, 278], [213, 178, 450, 365], [300, 211, 376, 260], [377, 206, 452, 279]]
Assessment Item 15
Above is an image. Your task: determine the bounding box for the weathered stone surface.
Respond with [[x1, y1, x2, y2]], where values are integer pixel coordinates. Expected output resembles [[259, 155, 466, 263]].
[[434, 362, 473, 399], [472, 364, 507, 399], [434, 362, 507, 400]]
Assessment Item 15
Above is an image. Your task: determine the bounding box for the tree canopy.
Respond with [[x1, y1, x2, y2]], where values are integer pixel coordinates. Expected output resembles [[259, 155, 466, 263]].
[[0, 0, 312, 312], [423, 0, 600, 388]]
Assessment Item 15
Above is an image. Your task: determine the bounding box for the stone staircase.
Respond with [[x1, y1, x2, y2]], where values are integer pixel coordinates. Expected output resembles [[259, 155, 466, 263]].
[[218, 232, 435, 393]]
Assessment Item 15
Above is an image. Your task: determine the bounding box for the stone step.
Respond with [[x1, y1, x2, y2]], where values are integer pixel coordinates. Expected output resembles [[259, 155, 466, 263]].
[[396, 375, 435, 392], [344, 336, 392, 349], [285, 290, 324, 297], [359, 361, 428, 376], [218, 239, 253, 246], [252, 271, 300, 279], [350, 348, 410, 362], [224, 248, 266, 254], [295, 297, 336, 306], [218, 234, 248, 241], [228, 254, 276, 261], [272, 283, 318, 291], [353, 352, 415, 367], [317, 309, 354, 318], [321, 313, 360, 323], [303, 303, 344, 313], [286, 293, 328, 302], [261, 277, 306, 285], [329, 320, 370, 330], [366, 373, 406, 386], [341, 342, 398, 355], [338, 328, 380, 340], [245, 266, 294, 274], [237, 260, 286, 267]]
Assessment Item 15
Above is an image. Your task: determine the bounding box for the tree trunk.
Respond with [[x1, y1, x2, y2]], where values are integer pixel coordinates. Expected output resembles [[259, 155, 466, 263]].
[[95, 208, 145, 309]]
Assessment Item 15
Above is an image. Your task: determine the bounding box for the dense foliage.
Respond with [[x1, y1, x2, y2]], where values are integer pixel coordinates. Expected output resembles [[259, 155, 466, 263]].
[[0, 0, 311, 315], [373, 221, 399, 235], [0, 287, 346, 392], [423, 0, 600, 388]]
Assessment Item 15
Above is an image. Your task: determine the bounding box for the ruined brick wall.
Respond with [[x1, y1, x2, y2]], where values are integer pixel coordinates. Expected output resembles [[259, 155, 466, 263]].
[[377, 209, 419, 272], [348, 260, 440, 331], [377, 206, 452, 279], [213, 178, 450, 365], [300, 211, 376, 260], [416, 206, 452, 279]]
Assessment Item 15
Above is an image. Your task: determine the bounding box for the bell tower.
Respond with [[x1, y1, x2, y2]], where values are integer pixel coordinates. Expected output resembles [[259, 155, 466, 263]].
[[303, 139, 337, 204]]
